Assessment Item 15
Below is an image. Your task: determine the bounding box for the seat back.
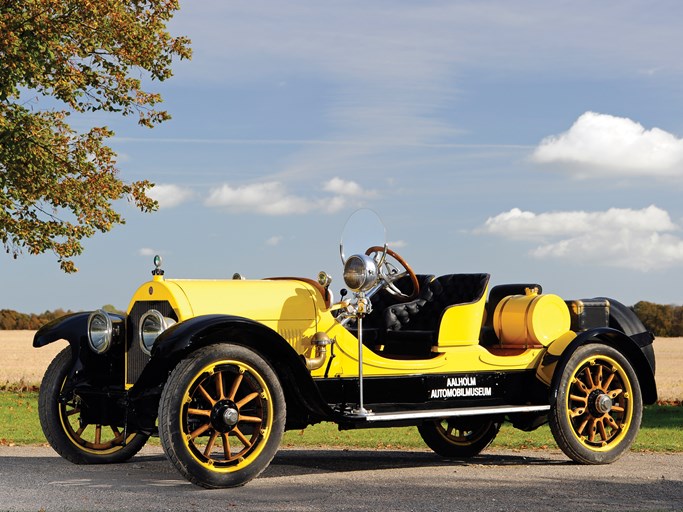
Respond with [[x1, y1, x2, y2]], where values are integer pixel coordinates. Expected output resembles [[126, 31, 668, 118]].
[[384, 273, 490, 333]]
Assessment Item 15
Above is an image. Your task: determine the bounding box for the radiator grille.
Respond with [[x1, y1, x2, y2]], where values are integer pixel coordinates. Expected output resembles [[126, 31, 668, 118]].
[[126, 301, 177, 385]]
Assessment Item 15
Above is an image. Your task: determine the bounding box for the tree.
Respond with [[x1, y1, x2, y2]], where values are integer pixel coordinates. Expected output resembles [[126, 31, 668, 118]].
[[0, 0, 191, 272]]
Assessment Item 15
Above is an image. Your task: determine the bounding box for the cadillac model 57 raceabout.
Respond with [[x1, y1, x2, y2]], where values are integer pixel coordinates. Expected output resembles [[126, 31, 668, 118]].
[[34, 209, 657, 488]]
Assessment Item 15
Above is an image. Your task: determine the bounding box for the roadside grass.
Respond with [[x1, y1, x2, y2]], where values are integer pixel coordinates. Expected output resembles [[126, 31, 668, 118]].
[[0, 391, 41, 445], [1, 390, 681, 452], [281, 405, 683, 452]]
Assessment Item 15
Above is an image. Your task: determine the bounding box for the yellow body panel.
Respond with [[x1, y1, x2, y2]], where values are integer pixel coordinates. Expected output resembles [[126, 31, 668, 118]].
[[436, 285, 488, 348], [313, 313, 546, 378], [126, 275, 575, 382], [535, 330, 578, 386], [127, 276, 320, 355]]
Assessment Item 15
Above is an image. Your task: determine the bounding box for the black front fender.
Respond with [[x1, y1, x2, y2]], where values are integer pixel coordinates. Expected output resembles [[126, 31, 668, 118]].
[[33, 312, 91, 349], [129, 315, 334, 422], [32, 310, 129, 396], [32, 312, 93, 374]]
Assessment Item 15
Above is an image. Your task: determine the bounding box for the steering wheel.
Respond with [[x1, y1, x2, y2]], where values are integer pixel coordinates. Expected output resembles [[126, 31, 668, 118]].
[[365, 246, 419, 302]]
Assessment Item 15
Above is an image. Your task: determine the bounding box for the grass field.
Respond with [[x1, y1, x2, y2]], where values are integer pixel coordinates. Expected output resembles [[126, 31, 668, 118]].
[[1, 391, 681, 451]]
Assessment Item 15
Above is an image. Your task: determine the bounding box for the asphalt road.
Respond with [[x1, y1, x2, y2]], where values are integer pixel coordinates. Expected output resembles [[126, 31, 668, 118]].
[[1, 445, 682, 512]]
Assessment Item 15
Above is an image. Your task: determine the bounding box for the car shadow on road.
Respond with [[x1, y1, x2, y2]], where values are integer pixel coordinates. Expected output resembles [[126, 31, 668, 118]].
[[0, 447, 571, 489], [261, 448, 570, 479]]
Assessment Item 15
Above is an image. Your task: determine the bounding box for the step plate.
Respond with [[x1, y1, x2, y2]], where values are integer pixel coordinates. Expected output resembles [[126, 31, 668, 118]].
[[344, 404, 550, 422]]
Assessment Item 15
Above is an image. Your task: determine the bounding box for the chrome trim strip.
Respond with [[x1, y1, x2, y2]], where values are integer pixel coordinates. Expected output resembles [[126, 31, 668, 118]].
[[346, 404, 551, 422]]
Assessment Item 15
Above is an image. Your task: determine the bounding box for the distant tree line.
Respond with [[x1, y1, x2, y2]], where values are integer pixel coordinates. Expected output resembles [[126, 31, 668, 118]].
[[0, 305, 123, 330], [0, 309, 74, 330], [632, 301, 683, 337], [1, 303, 681, 336]]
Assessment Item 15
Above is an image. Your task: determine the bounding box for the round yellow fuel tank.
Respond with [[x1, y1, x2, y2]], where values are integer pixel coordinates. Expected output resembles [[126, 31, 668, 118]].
[[493, 290, 570, 346]]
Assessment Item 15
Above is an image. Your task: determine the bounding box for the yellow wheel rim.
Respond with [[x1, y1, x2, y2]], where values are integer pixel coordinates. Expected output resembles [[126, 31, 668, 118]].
[[564, 354, 634, 452], [180, 359, 274, 473], [434, 420, 491, 447]]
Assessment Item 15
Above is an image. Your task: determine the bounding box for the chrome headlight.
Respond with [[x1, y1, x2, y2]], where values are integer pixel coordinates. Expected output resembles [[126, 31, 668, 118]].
[[139, 309, 176, 355], [88, 310, 113, 354], [343, 254, 378, 292]]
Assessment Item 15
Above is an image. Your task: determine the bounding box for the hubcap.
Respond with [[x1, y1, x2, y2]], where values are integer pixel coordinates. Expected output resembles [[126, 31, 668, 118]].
[[594, 393, 613, 415], [223, 407, 239, 426], [210, 400, 240, 433]]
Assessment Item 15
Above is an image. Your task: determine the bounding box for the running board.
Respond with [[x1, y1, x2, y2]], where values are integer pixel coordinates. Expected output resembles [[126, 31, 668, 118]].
[[344, 404, 550, 423]]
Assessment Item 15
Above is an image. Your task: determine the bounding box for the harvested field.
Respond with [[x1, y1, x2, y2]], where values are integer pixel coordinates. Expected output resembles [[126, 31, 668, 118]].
[[653, 337, 683, 401], [0, 330, 67, 385], [1, 330, 681, 400]]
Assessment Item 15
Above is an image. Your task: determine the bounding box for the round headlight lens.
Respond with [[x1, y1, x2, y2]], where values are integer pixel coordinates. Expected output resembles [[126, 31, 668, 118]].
[[88, 310, 113, 354], [139, 310, 175, 355], [343, 254, 378, 292]]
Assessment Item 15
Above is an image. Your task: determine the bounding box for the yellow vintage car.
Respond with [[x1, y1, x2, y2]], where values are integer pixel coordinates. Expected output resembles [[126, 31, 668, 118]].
[[34, 210, 657, 488]]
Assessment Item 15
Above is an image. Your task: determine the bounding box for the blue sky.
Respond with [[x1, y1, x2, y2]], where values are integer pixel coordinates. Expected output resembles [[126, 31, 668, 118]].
[[4, 0, 683, 313]]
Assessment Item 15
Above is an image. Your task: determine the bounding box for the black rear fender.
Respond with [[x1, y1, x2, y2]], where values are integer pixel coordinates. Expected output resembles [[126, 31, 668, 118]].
[[549, 327, 657, 406]]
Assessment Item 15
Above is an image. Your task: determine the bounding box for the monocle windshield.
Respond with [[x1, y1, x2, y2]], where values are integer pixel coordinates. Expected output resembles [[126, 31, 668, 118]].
[[339, 208, 387, 264]]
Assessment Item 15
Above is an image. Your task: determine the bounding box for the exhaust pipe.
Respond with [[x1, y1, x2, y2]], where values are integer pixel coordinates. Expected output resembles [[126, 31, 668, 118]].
[[305, 332, 335, 371]]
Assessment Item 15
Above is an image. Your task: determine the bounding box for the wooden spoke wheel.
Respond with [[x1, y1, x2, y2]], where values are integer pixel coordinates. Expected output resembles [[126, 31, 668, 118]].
[[38, 348, 148, 464], [158, 344, 285, 488], [418, 418, 500, 458], [550, 343, 642, 464]]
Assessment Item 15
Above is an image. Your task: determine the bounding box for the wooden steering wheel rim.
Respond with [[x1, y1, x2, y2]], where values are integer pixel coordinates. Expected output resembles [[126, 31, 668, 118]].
[[365, 246, 420, 301]]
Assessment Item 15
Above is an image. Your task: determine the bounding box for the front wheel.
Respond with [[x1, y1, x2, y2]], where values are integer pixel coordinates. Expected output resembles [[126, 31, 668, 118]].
[[549, 343, 642, 464], [418, 418, 501, 458], [38, 348, 149, 464], [158, 344, 286, 488]]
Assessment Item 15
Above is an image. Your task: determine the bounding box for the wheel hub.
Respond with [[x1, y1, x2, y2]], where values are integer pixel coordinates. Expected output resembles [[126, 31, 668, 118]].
[[211, 400, 240, 433], [588, 390, 613, 416]]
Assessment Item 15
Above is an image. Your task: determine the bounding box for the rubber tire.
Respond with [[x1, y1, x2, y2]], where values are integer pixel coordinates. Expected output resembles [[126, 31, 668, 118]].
[[549, 343, 642, 464], [418, 418, 501, 458], [38, 347, 149, 464], [158, 344, 286, 488]]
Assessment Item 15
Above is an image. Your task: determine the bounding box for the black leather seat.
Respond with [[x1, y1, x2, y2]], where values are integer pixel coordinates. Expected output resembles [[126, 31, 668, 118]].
[[361, 274, 435, 327], [354, 274, 435, 345], [379, 273, 490, 356]]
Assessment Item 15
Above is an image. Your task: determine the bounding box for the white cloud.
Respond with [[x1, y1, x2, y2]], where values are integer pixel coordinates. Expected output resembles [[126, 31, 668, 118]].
[[265, 235, 283, 246], [205, 182, 311, 215], [148, 184, 195, 208], [319, 195, 349, 214], [480, 205, 677, 239], [478, 205, 683, 271], [388, 240, 407, 249], [532, 112, 683, 177], [323, 177, 377, 197], [139, 248, 158, 257], [204, 180, 368, 215]]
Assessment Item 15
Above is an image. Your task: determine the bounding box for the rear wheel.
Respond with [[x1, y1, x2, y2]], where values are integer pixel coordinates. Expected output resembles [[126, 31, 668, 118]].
[[158, 344, 286, 488], [549, 343, 642, 464], [38, 348, 149, 464], [418, 418, 501, 458]]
